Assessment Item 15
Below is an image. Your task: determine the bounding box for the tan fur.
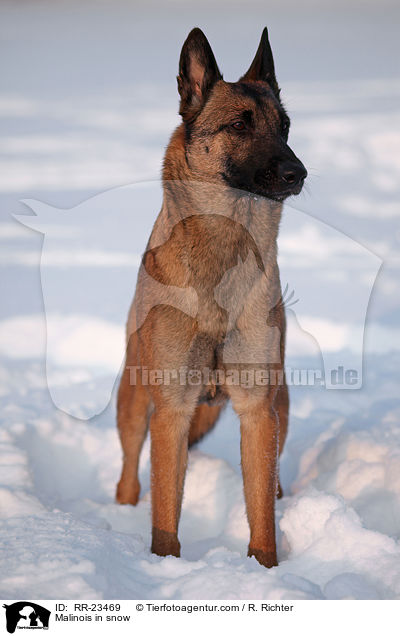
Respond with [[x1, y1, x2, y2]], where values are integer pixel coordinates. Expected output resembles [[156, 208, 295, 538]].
[[115, 29, 304, 568]]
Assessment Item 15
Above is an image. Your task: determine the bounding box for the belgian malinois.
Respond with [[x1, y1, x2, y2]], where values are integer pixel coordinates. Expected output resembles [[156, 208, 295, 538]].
[[116, 27, 307, 568]]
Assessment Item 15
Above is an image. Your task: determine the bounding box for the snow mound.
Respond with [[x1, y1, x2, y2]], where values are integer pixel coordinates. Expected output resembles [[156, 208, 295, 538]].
[[1, 359, 400, 599]]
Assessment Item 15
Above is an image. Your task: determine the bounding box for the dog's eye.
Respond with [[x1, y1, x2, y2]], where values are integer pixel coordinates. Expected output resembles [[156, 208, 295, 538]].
[[231, 121, 246, 131], [281, 120, 290, 135]]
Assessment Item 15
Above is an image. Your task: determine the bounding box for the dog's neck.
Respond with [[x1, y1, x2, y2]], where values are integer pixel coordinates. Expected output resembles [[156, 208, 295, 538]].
[[159, 123, 283, 256], [163, 124, 191, 184]]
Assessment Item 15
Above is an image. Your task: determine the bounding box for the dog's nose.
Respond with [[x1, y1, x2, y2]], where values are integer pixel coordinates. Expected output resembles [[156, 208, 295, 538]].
[[279, 162, 307, 187]]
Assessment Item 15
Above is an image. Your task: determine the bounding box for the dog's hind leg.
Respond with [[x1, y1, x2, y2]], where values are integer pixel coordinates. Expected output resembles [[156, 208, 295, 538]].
[[188, 403, 222, 447], [116, 335, 151, 505]]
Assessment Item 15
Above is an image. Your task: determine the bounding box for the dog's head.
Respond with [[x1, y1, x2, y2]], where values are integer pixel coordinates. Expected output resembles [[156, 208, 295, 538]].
[[177, 27, 307, 201]]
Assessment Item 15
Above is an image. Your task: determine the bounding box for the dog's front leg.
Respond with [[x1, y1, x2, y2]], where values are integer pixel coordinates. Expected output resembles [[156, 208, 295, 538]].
[[236, 391, 279, 568], [150, 406, 191, 558]]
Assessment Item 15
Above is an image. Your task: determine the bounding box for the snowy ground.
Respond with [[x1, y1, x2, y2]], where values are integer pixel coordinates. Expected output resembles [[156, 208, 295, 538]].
[[1, 0, 400, 599]]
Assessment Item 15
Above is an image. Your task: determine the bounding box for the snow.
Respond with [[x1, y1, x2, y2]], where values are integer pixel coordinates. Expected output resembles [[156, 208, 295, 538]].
[[1, 0, 400, 600], [2, 386, 400, 599]]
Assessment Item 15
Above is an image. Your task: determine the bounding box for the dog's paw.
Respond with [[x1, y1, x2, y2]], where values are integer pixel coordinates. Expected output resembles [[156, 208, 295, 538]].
[[248, 546, 278, 568], [115, 479, 140, 506]]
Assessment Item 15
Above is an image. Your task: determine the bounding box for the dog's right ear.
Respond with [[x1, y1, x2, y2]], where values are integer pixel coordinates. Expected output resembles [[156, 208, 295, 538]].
[[177, 28, 222, 123]]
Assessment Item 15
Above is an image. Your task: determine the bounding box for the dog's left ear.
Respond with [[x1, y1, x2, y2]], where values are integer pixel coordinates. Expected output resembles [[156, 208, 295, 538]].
[[240, 27, 280, 99], [177, 28, 223, 123]]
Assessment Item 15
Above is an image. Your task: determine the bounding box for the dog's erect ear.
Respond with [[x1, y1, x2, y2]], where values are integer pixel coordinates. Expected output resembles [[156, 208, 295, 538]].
[[240, 27, 280, 99], [177, 28, 222, 122]]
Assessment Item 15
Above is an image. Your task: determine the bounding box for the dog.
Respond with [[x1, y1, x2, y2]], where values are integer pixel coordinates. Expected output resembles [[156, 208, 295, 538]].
[[116, 27, 307, 568]]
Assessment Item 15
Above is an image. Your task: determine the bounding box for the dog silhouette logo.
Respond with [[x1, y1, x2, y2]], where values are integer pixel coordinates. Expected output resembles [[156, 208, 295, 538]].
[[3, 602, 50, 633], [14, 181, 382, 417]]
